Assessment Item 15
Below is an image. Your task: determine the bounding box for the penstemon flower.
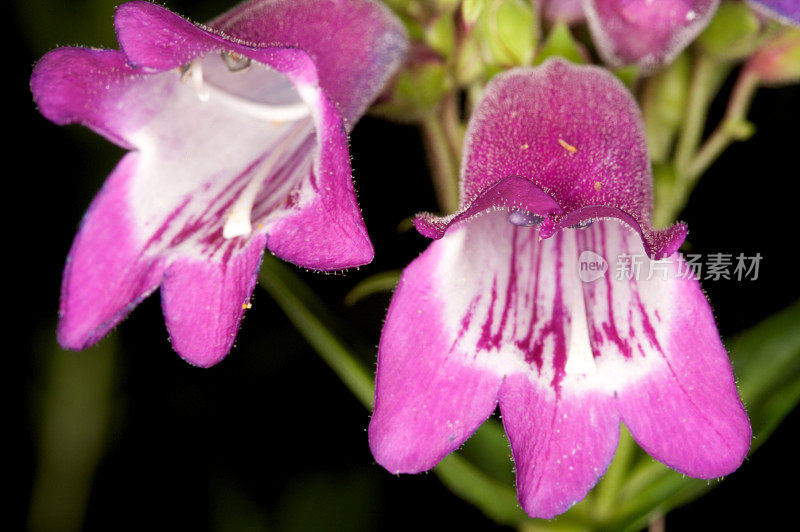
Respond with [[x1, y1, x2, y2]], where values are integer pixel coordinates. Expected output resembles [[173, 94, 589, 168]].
[[582, 0, 720, 71], [31, 0, 407, 366], [368, 60, 751, 519]]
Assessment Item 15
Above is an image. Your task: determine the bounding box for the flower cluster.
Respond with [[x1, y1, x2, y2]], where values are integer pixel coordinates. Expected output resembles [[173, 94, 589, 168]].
[[32, 0, 800, 522]]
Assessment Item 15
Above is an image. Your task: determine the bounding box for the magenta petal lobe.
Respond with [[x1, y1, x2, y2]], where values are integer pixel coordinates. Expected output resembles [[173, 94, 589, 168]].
[[57, 154, 166, 350], [31, 48, 144, 149], [579, 221, 751, 477], [160, 235, 267, 367], [499, 374, 620, 519], [369, 240, 503, 473]]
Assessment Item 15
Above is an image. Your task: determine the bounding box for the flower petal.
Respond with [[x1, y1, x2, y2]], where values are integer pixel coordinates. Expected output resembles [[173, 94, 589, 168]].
[[113, 1, 232, 71], [57, 154, 166, 349], [578, 220, 751, 478], [373, 209, 614, 478], [419, 60, 686, 259], [264, 84, 374, 270], [582, 0, 719, 70], [116, 0, 408, 123], [31, 48, 144, 148], [114, 1, 399, 271], [369, 239, 503, 473], [160, 234, 267, 367], [749, 0, 800, 26], [414, 176, 562, 239], [499, 374, 619, 519]]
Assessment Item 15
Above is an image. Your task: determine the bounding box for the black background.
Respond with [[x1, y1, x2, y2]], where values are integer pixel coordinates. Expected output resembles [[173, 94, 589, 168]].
[[11, 1, 800, 530]]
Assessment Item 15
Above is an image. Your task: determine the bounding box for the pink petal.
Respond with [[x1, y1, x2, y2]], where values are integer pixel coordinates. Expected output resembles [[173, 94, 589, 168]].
[[583, 0, 719, 70], [372, 209, 609, 478], [265, 82, 374, 270], [419, 60, 686, 259], [57, 154, 166, 349], [160, 234, 268, 367], [31, 48, 145, 149], [499, 374, 619, 519], [116, 0, 408, 124], [414, 176, 562, 239], [579, 220, 751, 478], [369, 240, 503, 473]]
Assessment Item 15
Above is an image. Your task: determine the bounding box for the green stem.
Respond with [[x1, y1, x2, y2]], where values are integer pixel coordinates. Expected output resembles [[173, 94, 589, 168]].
[[442, 91, 465, 161], [593, 426, 636, 521], [421, 111, 460, 214], [654, 63, 757, 226], [674, 52, 718, 175], [685, 68, 759, 181]]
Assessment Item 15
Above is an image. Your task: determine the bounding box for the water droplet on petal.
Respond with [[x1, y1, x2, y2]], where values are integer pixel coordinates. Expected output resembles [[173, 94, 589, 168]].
[[508, 210, 544, 227], [569, 219, 593, 229], [221, 51, 252, 72]]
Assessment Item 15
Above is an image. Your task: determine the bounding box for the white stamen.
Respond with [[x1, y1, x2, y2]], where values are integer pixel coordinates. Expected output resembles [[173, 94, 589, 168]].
[[186, 60, 210, 102], [183, 61, 312, 122], [222, 122, 311, 239], [565, 281, 597, 375]]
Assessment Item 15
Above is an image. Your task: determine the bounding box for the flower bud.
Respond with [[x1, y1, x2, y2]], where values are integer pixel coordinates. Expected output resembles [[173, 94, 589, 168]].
[[747, 27, 800, 85], [425, 13, 457, 57], [373, 46, 451, 121], [462, 0, 487, 28], [476, 0, 538, 66]]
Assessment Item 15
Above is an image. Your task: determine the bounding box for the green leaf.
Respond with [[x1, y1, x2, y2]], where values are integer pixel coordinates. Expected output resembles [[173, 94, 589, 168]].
[[731, 299, 800, 444], [344, 270, 402, 306]]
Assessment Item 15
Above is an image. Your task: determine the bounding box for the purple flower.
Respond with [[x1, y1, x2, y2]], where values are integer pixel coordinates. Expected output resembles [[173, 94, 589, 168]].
[[368, 60, 750, 519], [582, 0, 719, 70], [748, 0, 800, 25], [31, 0, 407, 367]]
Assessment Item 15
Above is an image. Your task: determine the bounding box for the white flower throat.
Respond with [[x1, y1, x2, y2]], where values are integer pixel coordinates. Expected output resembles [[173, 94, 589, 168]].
[[181, 51, 314, 239]]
